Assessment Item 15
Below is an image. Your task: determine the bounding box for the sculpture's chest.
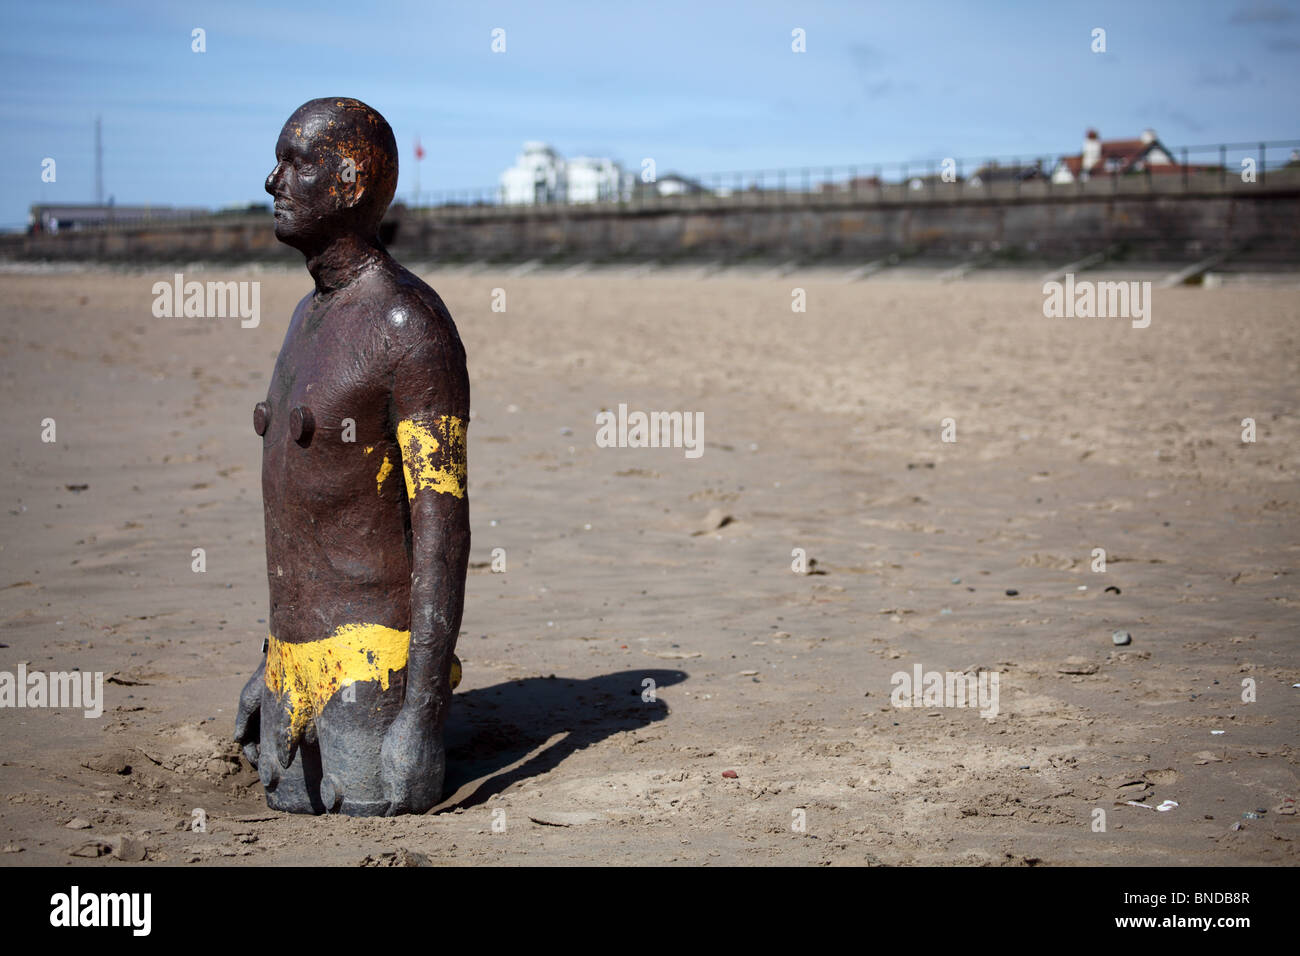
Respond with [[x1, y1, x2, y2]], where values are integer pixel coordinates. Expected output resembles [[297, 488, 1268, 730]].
[[259, 304, 392, 458]]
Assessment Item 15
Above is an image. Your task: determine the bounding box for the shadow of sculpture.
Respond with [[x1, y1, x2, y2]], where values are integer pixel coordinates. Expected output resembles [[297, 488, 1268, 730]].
[[437, 667, 688, 811]]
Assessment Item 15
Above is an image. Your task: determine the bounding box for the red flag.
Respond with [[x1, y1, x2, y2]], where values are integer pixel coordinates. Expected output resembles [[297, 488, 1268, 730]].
[[414, 138, 425, 161]]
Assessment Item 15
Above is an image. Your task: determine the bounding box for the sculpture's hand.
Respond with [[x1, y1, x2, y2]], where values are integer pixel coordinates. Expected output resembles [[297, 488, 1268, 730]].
[[380, 705, 445, 816], [233, 657, 265, 768]]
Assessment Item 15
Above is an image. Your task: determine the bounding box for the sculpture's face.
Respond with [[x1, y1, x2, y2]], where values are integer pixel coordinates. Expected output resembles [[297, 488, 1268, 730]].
[[265, 106, 341, 250], [265, 98, 398, 253]]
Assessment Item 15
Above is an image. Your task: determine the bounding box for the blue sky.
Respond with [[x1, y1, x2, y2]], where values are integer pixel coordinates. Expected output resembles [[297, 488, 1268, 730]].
[[1, 0, 1297, 229]]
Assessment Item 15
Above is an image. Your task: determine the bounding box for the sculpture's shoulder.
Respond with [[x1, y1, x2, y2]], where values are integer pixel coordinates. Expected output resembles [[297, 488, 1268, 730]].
[[363, 262, 465, 372], [284, 289, 314, 336]]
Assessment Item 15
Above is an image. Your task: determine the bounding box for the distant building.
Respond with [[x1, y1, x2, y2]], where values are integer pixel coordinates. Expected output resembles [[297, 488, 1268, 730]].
[[631, 172, 708, 199], [27, 202, 207, 234], [566, 156, 630, 203], [1051, 129, 1175, 183], [818, 175, 882, 193], [498, 144, 706, 204], [655, 173, 706, 196], [905, 172, 955, 190], [212, 202, 271, 217], [499, 142, 567, 205], [966, 160, 1043, 188]]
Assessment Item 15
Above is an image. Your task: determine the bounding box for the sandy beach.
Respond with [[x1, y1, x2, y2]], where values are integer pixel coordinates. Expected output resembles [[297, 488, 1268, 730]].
[[0, 264, 1296, 865]]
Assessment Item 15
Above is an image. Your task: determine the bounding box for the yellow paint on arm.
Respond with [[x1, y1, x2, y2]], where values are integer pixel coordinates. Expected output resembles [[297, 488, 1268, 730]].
[[397, 416, 467, 499], [375, 452, 393, 494]]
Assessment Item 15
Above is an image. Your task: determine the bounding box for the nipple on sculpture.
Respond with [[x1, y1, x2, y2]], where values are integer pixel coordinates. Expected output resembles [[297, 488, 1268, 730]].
[[253, 401, 271, 436], [290, 405, 315, 446]]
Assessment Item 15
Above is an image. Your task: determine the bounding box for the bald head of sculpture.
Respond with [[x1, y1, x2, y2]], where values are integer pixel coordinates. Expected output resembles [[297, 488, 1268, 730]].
[[265, 97, 399, 254]]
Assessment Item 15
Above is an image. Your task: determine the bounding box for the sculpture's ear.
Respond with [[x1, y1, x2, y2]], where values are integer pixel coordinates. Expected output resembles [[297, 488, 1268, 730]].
[[334, 149, 368, 211]]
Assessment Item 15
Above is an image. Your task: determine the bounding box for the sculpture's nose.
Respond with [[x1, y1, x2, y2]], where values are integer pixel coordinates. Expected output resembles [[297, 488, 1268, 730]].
[[265, 162, 283, 197]]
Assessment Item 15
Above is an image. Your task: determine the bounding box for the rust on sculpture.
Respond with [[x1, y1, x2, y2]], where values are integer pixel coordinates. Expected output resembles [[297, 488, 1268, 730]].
[[234, 98, 470, 816]]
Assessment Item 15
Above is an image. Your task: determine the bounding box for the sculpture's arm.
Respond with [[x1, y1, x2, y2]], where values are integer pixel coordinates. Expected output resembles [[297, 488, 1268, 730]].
[[381, 320, 470, 813]]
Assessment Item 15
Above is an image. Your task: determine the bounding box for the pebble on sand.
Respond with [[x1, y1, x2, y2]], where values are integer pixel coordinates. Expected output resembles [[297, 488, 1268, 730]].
[[692, 508, 735, 535], [1005, 589, 1019, 597], [1112, 630, 1132, 646], [111, 834, 146, 862], [721, 770, 738, 779], [68, 841, 111, 858]]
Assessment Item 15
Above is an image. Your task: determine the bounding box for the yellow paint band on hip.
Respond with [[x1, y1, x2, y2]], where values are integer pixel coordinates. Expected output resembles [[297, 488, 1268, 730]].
[[264, 626, 462, 748], [397, 415, 467, 499], [265, 623, 411, 747]]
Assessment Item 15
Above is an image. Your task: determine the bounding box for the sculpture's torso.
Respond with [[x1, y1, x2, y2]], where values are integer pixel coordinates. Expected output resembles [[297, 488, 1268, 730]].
[[262, 282, 407, 643], [259, 265, 462, 644]]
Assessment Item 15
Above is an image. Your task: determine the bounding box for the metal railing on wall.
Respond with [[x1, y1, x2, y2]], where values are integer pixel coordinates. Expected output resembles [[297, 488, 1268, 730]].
[[409, 139, 1300, 216], [19, 139, 1300, 235]]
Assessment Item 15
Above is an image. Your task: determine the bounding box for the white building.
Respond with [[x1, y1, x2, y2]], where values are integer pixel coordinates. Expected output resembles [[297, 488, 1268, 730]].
[[1052, 128, 1175, 184], [629, 172, 709, 200], [499, 142, 567, 205], [566, 156, 629, 203], [653, 173, 702, 196], [499, 143, 629, 204]]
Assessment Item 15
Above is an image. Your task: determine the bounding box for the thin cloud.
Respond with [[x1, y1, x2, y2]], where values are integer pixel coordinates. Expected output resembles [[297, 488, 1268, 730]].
[[1135, 102, 1206, 134], [1229, 2, 1296, 23], [1196, 64, 1254, 86], [846, 45, 915, 100], [847, 43, 885, 74]]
